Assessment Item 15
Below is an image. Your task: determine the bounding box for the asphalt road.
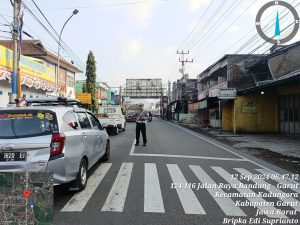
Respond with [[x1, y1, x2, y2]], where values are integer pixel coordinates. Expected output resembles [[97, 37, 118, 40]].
[[54, 118, 300, 225]]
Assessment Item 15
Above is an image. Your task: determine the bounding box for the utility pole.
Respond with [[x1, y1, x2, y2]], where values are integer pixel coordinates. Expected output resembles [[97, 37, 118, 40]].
[[10, 0, 21, 104], [167, 80, 171, 103], [176, 50, 193, 79], [160, 83, 163, 119]]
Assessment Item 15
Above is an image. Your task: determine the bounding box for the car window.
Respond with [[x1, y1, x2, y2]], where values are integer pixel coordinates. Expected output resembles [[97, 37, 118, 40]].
[[87, 113, 102, 130], [103, 108, 116, 114], [62, 111, 79, 130], [0, 110, 58, 139], [77, 112, 92, 129]]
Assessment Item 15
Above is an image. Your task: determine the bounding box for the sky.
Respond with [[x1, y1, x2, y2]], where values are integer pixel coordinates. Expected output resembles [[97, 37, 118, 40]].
[[1, 0, 300, 90]]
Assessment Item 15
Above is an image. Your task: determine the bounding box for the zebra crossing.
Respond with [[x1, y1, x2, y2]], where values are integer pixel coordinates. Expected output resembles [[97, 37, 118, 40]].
[[60, 163, 300, 218]]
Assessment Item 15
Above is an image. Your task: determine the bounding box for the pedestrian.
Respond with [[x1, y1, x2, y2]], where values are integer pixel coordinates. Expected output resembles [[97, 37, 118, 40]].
[[135, 108, 147, 146]]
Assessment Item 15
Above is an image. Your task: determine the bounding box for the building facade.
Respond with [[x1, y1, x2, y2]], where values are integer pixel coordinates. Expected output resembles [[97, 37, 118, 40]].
[[196, 54, 264, 128], [0, 40, 81, 107]]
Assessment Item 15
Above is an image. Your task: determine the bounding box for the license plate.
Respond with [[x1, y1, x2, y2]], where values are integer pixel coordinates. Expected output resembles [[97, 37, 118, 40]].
[[0, 152, 27, 162], [102, 123, 108, 127]]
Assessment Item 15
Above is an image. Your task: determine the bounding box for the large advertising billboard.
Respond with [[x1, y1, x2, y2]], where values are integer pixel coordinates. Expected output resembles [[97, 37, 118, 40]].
[[0, 45, 57, 92], [125, 78, 162, 98]]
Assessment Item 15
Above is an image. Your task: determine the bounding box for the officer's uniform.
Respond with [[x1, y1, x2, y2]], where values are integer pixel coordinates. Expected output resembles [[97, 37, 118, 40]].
[[136, 111, 147, 146]]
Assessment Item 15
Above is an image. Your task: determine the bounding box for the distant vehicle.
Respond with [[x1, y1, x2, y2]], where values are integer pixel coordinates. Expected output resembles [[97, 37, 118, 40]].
[[125, 111, 138, 122], [0, 97, 110, 191], [98, 105, 126, 135], [147, 112, 152, 122]]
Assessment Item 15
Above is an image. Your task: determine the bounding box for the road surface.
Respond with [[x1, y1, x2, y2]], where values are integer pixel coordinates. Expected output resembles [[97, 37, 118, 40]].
[[54, 118, 300, 225]]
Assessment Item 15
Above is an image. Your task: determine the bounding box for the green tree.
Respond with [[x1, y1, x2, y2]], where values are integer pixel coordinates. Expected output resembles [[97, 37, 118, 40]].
[[85, 51, 98, 113], [82, 83, 86, 93]]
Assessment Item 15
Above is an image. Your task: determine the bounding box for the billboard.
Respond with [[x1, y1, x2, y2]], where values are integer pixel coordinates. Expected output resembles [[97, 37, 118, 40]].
[[0, 45, 55, 82], [0, 45, 57, 92], [125, 79, 162, 98]]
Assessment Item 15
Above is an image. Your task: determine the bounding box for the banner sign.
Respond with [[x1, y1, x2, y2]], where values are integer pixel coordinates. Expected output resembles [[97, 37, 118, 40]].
[[76, 93, 92, 104], [218, 88, 237, 99], [241, 101, 257, 113], [0, 45, 55, 83], [0, 66, 57, 92]]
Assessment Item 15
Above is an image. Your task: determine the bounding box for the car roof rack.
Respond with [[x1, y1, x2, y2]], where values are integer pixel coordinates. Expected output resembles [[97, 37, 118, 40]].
[[20, 97, 82, 107]]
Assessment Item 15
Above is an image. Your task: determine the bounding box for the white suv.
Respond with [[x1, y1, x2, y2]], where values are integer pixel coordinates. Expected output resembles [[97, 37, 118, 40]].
[[98, 105, 126, 135]]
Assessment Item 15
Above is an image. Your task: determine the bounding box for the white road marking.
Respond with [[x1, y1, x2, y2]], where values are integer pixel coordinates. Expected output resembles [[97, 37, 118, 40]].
[[167, 164, 206, 215], [256, 169, 300, 191], [129, 123, 247, 161], [168, 122, 246, 159], [102, 163, 133, 212], [131, 153, 248, 161], [61, 163, 112, 212], [168, 122, 298, 180], [190, 165, 246, 217], [129, 122, 249, 161], [235, 168, 300, 212], [129, 140, 136, 155], [212, 167, 287, 218], [144, 163, 165, 213]]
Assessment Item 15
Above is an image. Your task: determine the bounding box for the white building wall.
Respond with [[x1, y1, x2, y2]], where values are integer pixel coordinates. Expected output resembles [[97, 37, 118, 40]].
[[0, 80, 47, 107]]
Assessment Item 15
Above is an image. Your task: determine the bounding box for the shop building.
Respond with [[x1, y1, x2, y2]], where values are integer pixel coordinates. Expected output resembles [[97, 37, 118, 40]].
[[234, 42, 300, 136], [0, 40, 81, 107], [169, 77, 197, 121], [196, 54, 264, 128]]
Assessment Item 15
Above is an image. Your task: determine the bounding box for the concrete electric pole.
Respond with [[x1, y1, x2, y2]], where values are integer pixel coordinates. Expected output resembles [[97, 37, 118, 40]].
[[167, 80, 171, 103], [10, 0, 21, 104], [176, 50, 193, 79]]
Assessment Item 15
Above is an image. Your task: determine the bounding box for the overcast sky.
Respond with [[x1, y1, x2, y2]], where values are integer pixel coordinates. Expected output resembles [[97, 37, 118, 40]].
[[1, 0, 300, 88]]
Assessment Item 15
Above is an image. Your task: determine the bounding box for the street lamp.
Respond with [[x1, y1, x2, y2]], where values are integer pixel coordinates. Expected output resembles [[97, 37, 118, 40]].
[[56, 9, 79, 95]]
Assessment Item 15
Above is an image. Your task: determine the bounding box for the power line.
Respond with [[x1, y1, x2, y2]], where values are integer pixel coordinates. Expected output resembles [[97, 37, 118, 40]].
[[234, 1, 299, 55], [183, 0, 228, 50], [191, 0, 259, 59], [168, 0, 234, 81], [168, 0, 225, 82], [177, 0, 216, 50], [187, 0, 242, 52], [41, 0, 168, 11], [29, 0, 85, 70], [22, 1, 85, 71]]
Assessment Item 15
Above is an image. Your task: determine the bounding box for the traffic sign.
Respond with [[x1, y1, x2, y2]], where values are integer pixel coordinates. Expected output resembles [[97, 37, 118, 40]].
[[76, 93, 92, 104]]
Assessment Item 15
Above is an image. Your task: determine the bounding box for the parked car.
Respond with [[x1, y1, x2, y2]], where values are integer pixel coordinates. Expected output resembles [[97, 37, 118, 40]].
[[125, 111, 138, 122], [98, 105, 126, 135], [0, 97, 110, 191]]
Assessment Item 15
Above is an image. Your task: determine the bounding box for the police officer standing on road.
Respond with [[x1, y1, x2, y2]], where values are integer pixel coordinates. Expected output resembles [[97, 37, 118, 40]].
[[135, 108, 147, 146]]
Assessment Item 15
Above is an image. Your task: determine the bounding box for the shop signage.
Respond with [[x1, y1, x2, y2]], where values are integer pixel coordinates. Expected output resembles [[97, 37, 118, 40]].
[[76, 93, 92, 104], [199, 100, 208, 109], [188, 100, 208, 111], [218, 88, 237, 99], [0, 45, 55, 82], [241, 101, 257, 113], [0, 66, 58, 92]]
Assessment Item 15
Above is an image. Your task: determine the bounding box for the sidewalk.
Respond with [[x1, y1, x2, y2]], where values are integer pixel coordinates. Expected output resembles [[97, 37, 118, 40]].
[[173, 121, 300, 173]]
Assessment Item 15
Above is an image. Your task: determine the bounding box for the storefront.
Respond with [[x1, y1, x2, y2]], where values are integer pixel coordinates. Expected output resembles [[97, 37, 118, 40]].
[[0, 45, 56, 107]]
